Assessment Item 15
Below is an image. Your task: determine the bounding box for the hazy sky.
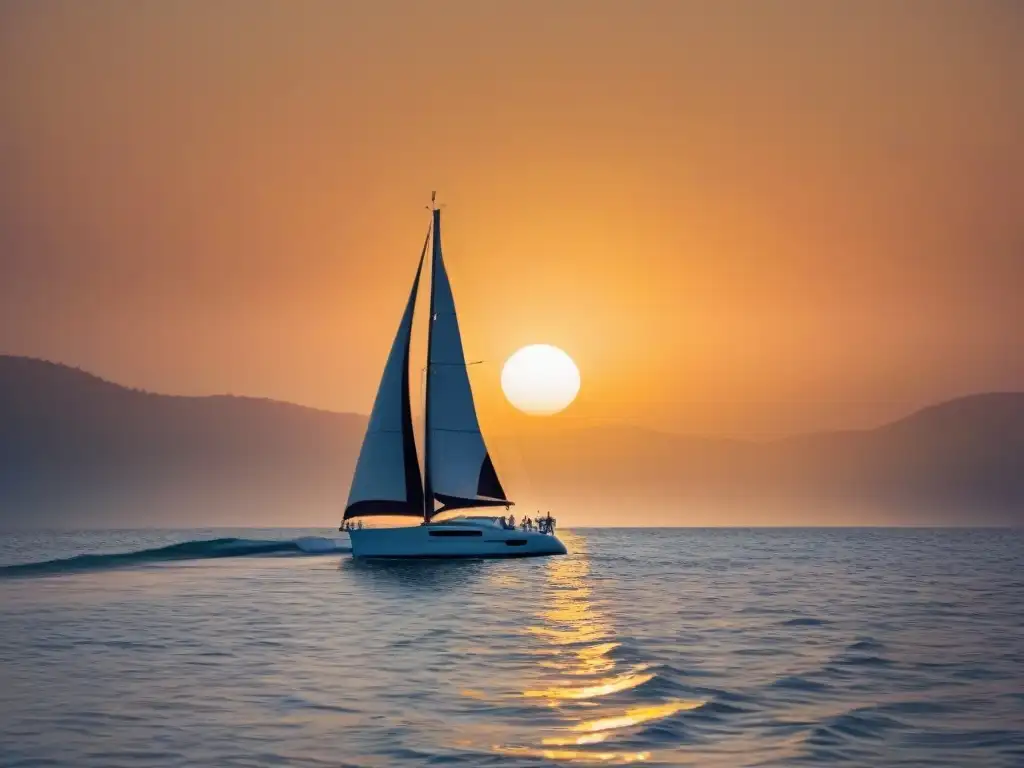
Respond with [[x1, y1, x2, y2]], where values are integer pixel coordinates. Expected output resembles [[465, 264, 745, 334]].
[[2, 0, 1022, 436]]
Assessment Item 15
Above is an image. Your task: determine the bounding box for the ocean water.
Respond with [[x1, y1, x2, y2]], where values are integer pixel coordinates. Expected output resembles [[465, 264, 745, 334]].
[[0, 528, 1022, 767]]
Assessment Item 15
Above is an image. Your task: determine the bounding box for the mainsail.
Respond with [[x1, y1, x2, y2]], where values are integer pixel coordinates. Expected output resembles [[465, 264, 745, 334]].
[[342, 229, 429, 519], [423, 208, 511, 518]]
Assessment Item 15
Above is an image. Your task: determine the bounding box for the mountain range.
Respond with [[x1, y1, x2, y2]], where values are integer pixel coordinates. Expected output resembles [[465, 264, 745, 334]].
[[1, 355, 1021, 528]]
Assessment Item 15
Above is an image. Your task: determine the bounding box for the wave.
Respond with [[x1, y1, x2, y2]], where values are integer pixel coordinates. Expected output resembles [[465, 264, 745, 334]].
[[0, 536, 351, 577]]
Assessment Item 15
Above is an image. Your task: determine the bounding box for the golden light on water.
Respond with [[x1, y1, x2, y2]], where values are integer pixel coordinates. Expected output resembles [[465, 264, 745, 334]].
[[569, 701, 706, 733], [483, 532, 705, 763], [527, 623, 612, 646], [492, 744, 654, 763], [542, 733, 612, 747], [523, 668, 656, 700], [552, 641, 620, 677]]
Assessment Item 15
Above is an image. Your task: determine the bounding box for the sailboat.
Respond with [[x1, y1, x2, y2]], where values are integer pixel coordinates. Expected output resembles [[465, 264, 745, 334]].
[[341, 197, 567, 559]]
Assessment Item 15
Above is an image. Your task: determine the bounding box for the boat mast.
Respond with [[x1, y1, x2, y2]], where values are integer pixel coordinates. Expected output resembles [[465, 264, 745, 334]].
[[422, 191, 438, 522]]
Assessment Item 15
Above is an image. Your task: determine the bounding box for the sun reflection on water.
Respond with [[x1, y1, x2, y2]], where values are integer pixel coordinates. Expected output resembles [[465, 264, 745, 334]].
[[485, 531, 703, 764], [524, 667, 655, 700]]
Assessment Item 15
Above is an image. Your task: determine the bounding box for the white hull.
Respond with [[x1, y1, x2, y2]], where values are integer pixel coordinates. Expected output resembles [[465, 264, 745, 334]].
[[349, 518, 566, 559]]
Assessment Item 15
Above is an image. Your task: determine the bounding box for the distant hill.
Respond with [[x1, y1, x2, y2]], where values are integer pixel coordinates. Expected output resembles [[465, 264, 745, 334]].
[[510, 394, 1024, 526], [0, 355, 1021, 527], [0, 356, 366, 528]]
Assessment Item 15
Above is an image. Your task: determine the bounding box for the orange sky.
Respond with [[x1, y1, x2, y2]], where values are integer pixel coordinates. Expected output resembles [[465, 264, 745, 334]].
[[1, 1, 1022, 437]]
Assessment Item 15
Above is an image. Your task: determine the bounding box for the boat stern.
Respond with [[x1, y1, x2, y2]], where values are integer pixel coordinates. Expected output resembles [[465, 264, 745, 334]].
[[536, 533, 568, 556]]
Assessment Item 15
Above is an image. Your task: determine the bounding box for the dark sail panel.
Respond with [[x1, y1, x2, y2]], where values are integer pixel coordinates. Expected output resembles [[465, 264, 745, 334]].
[[424, 208, 513, 519], [477, 453, 506, 500], [434, 493, 512, 516], [343, 229, 429, 520]]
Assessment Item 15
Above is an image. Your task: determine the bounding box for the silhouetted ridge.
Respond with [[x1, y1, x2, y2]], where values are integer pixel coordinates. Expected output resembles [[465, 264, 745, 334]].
[[881, 392, 1024, 437], [0, 356, 367, 528], [0, 356, 1021, 527]]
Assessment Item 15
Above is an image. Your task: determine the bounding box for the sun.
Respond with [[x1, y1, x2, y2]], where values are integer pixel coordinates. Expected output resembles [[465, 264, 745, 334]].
[[501, 344, 580, 416]]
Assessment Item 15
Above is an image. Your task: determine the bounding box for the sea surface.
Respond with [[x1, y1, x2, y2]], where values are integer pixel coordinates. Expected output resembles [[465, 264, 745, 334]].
[[1, 528, 1022, 767]]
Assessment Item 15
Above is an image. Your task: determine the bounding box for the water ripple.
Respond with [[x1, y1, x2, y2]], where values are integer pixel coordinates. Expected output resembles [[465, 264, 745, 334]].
[[0, 527, 1022, 766]]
